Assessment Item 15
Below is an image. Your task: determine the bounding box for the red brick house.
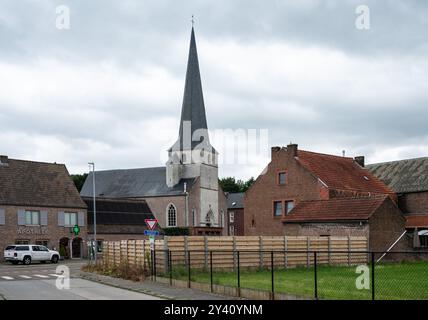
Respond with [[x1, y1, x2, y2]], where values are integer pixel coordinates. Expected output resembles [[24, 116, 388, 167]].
[[244, 144, 407, 252], [0, 156, 87, 258]]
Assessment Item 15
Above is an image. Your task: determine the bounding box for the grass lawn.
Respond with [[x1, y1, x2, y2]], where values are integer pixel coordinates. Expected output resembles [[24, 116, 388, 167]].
[[161, 261, 428, 300]]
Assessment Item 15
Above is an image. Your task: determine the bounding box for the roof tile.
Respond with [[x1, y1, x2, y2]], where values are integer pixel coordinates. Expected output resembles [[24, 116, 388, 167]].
[[297, 150, 393, 194], [282, 196, 388, 222]]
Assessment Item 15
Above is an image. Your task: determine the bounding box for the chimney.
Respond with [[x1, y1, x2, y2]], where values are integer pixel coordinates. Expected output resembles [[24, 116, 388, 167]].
[[287, 143, 298, 157], [0, 155, 9, 166], [271, 146, 281, 159], [354, 156, 365, 167]]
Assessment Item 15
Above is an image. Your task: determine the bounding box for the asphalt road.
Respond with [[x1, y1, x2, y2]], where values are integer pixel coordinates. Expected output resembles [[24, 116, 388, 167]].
[[0, 260, 161, 300]]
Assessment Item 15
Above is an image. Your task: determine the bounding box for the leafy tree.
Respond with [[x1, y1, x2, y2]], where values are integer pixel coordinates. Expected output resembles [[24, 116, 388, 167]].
[[219, 176, 255, 193], [71, 173, 88, 192], [242, 177, 255, 192], [219, 177, 241, 193]]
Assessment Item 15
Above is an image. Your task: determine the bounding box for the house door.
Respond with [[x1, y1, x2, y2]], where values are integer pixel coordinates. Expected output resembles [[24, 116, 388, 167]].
[[59, 237, 70, 259], [72, 238, 82, 258]]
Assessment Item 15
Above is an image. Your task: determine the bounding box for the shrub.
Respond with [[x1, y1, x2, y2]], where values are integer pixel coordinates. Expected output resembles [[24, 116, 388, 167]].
[[59, 246, 67, 258], [82, 260, 149, 282], [162, 227, 190, 236]]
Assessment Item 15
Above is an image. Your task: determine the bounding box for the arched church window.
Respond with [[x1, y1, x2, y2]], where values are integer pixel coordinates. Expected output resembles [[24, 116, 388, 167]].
[[167, 204, 177, 227]]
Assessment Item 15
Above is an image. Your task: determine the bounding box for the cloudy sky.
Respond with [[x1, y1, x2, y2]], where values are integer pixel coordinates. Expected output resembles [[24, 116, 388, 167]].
[[1, 0, 428, 179]]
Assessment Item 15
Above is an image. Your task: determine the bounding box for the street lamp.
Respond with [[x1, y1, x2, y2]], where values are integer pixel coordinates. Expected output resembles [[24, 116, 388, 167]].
[[88, 162, 97, 263]]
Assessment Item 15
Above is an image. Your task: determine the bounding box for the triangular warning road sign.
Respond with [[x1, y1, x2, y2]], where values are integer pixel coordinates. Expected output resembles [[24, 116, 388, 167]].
[[145, 219, 158, 230]]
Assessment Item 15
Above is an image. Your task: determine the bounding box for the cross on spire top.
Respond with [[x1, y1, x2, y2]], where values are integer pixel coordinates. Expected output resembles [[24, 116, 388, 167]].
[[191, 15, 195, 27]]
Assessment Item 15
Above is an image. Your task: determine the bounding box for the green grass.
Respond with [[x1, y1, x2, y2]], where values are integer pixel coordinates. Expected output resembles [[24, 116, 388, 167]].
[[160, 261, 428, 300]]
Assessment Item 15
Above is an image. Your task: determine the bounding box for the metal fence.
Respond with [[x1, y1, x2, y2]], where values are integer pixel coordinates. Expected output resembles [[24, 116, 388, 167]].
[[148, 249, 428, 300]]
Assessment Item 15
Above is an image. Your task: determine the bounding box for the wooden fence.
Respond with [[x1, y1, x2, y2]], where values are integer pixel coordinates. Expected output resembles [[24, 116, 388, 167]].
[[102, 236, 368, 272]]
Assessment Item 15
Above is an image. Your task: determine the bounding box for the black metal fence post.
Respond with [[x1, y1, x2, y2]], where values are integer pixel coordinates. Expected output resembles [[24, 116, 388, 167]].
[[210, 251, 213, 292], [237, 251, 241, 297], [188, 250, 191, 288], [271, 251, 275, 300], [371, 252, 375, 300], [314, 251, 318, 300], [169, 250, 172, 286]]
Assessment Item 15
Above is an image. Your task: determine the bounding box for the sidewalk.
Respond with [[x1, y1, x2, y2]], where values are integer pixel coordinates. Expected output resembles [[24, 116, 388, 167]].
[[79, 271, 239, 300]]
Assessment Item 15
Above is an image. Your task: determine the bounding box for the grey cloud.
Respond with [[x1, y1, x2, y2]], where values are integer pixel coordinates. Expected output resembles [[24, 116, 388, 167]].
[[0, 0, 428, 179]]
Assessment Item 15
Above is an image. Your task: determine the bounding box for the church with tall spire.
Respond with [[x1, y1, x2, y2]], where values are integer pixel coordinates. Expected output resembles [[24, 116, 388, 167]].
[[80, 26, 227, 236]]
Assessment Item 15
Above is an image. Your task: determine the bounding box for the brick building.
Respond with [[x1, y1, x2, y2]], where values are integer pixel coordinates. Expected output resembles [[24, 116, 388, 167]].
[[226, 193, 245, 236], [0, 156, 87, 258], [83, 197, 158, 252], [367, 157, 428, 247], [80, 27, 228, 236], [244, 144, 407, 252]]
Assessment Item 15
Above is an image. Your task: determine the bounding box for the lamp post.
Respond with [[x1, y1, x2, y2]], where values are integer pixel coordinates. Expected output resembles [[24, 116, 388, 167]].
[[88, 162, 97, 263]]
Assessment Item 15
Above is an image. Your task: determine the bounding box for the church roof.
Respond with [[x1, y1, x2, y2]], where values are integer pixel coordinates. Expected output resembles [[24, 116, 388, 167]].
[[170, 27, 212, 151], [80, 167, 195, 198]]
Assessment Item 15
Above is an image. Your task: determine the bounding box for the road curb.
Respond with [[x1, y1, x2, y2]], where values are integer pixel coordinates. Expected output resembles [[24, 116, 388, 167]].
[[78, 272, 173, 300]]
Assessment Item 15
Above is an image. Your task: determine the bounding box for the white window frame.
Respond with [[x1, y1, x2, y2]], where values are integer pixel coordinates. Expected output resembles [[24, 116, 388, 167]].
[[285, 201, 294, 215], [64, 212, 77, 227], [166, 203, 177, 227], [229, 211, 235, 223], [25, 210, 40, 226]]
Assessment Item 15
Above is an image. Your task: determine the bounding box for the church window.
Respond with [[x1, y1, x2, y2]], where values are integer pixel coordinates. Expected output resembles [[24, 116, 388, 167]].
[[167, 204, 177, 227]]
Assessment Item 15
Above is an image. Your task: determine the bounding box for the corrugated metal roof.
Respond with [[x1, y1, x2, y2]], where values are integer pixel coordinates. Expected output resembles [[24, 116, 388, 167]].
[[367, 157, 428, 193], [80, 166, 194, 198], [227, 192, 244, 209]]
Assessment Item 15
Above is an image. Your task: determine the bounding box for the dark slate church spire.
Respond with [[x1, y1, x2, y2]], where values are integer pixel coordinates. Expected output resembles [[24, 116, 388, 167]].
[[170, 26, 211, 151]]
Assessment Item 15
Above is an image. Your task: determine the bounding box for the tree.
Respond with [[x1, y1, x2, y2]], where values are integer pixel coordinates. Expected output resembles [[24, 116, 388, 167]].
[[219, 176, 255, 193], [71, 173, 88, 192], [242, 177, 255, 192]]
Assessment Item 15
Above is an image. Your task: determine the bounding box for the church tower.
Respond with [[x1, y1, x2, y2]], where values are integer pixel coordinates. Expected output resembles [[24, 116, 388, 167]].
[[166, 27, 219, 227]]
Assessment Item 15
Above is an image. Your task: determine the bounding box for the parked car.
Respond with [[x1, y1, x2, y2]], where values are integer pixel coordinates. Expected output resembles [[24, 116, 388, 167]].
[[3, 245, 60, 265]]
